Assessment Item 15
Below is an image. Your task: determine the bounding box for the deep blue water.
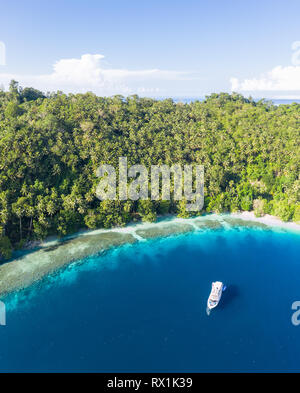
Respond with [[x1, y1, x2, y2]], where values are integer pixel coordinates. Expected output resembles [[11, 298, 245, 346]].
[[1, 227, 300, 372]]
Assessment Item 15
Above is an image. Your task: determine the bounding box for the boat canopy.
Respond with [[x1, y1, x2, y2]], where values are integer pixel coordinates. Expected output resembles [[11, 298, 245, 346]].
[[210, 282, 222, 300]]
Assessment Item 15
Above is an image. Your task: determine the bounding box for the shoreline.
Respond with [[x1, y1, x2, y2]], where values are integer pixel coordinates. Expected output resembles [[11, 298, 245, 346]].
[[20, 211, 300, 249], [1, 212, 299, 298], [230, 211, 300, 231]]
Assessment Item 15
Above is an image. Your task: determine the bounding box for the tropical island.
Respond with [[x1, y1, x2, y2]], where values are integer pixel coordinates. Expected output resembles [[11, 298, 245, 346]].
[[0, 80, 299, 260]]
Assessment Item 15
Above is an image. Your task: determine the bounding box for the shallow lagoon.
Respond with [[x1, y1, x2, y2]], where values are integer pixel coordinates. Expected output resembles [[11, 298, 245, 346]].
[[0, 221, 300, 372]]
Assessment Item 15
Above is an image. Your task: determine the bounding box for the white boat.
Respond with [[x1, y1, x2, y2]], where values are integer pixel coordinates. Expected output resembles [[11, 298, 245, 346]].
[[207, 281, 224, 313]]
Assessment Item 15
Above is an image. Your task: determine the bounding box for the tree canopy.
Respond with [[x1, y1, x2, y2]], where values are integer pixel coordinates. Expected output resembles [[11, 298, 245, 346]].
[[0, 84, 299, 259]]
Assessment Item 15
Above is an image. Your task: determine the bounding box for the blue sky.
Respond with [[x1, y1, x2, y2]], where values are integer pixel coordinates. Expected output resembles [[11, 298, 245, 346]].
[[1, 0, 300, 97]]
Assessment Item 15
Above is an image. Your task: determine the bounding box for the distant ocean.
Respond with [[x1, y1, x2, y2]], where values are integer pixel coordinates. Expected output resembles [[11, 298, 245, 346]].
[[171, 98, 300, 105], [1, 225, 300, 372], [271, 99, 300, 105]]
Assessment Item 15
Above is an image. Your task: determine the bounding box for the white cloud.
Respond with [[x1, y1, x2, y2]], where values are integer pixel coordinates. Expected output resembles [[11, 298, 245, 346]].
[[230, 65, 300, 96], [0, 54, 193, 96]]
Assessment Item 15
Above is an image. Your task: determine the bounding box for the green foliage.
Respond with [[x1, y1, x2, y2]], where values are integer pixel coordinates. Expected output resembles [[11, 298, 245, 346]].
[[293, 204, 300, 223], [0, 235, 12, 260], [137, 200, 157, 222], [5, 102, 23, 117], [253, 199, 268, 217], [0, 84, 299, 258], [270, 200, 295, 222], [157, 200, 171, 215], [176, 199, 191, 218], [20, 87, 45, 102]]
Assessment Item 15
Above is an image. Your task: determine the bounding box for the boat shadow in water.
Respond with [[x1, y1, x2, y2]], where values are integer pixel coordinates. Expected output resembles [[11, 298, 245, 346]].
[[218, 284, 239, 310]]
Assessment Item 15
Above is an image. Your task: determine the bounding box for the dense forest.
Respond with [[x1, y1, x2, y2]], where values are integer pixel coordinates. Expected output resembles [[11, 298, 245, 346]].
[[0, 80, 299, 259]]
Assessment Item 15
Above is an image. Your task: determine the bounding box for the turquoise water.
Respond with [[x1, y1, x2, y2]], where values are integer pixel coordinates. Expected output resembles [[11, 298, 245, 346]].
[[1, 226, 300, 372]]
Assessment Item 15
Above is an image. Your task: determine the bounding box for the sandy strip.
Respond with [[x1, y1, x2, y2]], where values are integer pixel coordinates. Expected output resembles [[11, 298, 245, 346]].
[[230, 211, 300, 232]]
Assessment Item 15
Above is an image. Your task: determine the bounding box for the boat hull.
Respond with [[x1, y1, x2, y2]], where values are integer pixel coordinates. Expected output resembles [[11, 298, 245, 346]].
[[207, 281, 223, 311], [207, 300, 220, 310]]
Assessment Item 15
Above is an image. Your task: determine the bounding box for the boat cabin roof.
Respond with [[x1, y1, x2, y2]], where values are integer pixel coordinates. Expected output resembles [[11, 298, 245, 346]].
[[210, 282, 222, 299]]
